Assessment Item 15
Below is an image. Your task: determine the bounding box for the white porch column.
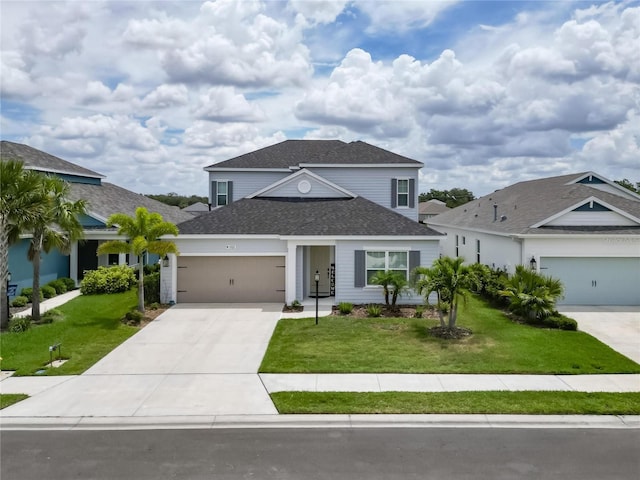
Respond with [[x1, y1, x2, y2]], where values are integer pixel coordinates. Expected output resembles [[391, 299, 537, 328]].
[[118, 253, 127, 266], [160, 253, 177, 304], [69, 241, 78, 286], [285, 241, 298, 304]]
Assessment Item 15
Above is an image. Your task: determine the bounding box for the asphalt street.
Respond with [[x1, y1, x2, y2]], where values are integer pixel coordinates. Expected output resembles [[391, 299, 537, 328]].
[[2, 428, 639, 480]]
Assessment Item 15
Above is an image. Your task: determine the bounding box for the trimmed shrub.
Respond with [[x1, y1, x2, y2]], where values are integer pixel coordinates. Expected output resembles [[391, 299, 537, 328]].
[[124, 309, 144, 325], [414, 305, 424, 318], [542, 314, 578, 331], [8, 316, 31, 333], [80, 265, 136, 295], [148, 302, 160, 310], [11, 296, 28, 308], [43, 309, 64, 322], [41, 285, 57, 299], [47, 279, 67, 294], [366, 304, 382, 318], [143, 272, 160, 305], [144, 263, 161, 275], [59, 277, 77, 291], [338, 302, 353, 315], [20, 287, 42, 303]]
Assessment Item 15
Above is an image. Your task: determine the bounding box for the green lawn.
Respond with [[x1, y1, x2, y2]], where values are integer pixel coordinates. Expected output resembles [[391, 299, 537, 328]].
[[1, 290, 138, 376], [260, 295, 640, 374], [271, 391, 640, 415], [0, 394, 29, 409]]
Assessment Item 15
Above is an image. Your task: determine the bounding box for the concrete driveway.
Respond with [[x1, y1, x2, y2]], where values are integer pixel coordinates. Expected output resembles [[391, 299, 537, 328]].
[[559, 306, 640, 364], [2, 304, 282, 418]]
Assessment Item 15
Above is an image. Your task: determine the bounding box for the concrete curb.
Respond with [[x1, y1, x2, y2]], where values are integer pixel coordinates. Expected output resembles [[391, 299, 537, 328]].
[[2, 414, 639, 431]]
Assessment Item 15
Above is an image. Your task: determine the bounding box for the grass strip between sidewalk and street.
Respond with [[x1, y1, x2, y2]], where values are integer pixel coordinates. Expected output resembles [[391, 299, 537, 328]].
[[1, 290, 138, 376], [260, 295, 640, 375], [0, 394, 29, 410], [271, 391, 640, 415]]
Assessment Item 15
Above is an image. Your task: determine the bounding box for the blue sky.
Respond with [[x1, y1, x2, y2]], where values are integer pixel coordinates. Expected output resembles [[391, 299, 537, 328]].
[[1, 0, 638, 196]]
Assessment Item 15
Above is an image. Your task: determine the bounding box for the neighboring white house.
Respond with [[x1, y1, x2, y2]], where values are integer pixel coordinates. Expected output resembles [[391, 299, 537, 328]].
[[160, 140, 443, 305], [427, 172, 640, 306], [418, 199, 450, 223]]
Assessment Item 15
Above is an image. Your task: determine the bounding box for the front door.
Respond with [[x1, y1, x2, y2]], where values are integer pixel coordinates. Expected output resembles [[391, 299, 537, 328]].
[[77, 240, 99, 280], [310, 246, 331, 297]]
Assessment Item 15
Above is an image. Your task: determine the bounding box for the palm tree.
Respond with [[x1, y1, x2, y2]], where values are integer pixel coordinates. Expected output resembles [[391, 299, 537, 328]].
[[413, 256, 475, 330], [26, 176, 86, 321], [370, 270, 408, 307], [97, 207, 179, 312], [0, 160, 49, 328], [500, 265, 564, 322]]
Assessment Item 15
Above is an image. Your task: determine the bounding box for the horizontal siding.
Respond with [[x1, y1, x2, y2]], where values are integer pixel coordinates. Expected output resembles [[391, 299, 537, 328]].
[[334, 239, 439, 305], [546, 210, 637, 227], [209, 171, 288, 201], [261, 176, 347, 198], [175, 238, 286, 256], [307, 167, 420, 220]]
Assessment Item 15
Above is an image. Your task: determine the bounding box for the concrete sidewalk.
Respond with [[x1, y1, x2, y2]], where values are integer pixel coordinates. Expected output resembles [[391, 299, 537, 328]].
[[12, 289, 82, 318]]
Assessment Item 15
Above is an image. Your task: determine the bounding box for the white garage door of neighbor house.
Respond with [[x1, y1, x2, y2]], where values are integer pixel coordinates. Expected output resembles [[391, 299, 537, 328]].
[[176, 256, 286, 303], [540, 257, 640, 306]]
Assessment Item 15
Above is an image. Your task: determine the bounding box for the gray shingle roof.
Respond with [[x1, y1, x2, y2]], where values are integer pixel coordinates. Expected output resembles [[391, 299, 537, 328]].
[[178, 197, 442, 237], [1, 140, 104, 179], [419, 199, 450, 215], [429, 173, 640, 235], [205, 139, 422, 169], [69, 182, 194, 227]]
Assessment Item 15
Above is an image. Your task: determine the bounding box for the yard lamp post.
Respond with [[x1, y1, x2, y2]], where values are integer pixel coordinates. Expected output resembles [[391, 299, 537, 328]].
[[314, 270, 320, 325], [529, 256, 537, 271]]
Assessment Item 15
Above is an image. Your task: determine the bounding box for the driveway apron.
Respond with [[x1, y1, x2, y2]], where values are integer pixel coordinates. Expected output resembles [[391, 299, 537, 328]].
[[2, 304, 282, 418], [559, 306, 640, 364]]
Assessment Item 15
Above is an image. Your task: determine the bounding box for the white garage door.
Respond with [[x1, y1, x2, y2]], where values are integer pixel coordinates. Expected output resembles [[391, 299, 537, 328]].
[[177, 256, 285, 303], [540, 257, 640, 306]]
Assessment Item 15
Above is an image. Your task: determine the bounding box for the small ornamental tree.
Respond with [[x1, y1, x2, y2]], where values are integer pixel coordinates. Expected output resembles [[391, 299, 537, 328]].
[[413, 256, 476, 331], [97, 207, 178, 312], [500, 265, 564, 322], [370, 270, 409, 307]]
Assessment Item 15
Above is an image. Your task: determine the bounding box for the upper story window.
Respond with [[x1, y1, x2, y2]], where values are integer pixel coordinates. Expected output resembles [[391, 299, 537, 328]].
[[391, 178, 415, 209], [217, 181, 229, 206], [366, 251, 408, 285], [397, 179, 409, 207], [211, 180, 233, 207]]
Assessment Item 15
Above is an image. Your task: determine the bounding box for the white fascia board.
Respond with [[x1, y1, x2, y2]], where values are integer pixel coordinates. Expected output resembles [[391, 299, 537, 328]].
[[282, 235, 442, 241], [178, 252, 286, 257], [24, 165, 106, 179], [203, 167, 292, 172], [512, 232, 640, 239], [530, 195, 640, 228], [175, 234, 281, 240], [568, 172, 640, 200], [427, 222, 516, 238], [299, 163, 422, 168], [82, 230, 120, 239], [247, 168, 356, 199]]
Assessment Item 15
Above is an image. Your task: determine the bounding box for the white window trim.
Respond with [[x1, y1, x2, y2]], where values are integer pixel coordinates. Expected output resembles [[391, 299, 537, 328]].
[[217, 180, 229, 206], [396, 178, 410, 209], [365, 250, 409, 286]]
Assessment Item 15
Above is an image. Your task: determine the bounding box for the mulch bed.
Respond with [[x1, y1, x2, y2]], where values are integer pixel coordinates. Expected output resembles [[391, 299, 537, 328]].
[[332, 304, 439, 319]]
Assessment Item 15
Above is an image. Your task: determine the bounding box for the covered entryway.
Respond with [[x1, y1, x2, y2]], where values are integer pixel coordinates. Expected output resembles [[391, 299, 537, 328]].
[[177, 256, 285, 303], [541, 257, 640, 306]]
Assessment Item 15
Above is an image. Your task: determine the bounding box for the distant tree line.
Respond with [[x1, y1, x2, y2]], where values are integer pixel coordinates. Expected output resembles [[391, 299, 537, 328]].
[[146, 192, 208, 209], [418, 188, 475, 208], [615, 179, 640, 194]]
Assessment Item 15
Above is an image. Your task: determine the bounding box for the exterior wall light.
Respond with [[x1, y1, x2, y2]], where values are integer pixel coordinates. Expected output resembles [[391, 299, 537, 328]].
[[529, 256, 537, 271]]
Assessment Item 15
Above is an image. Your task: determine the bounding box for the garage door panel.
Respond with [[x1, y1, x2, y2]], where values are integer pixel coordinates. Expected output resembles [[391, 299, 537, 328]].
[[541, 257, 640, 306], [177, 256, 285, 303]]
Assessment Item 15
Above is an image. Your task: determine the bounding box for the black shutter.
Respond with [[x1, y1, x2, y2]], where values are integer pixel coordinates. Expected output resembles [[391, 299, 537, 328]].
[[409, 179, 415, 208], [409, 251, 420, 273], [227, 181, 233, 204], [391, 178, 397, 208], [354, 250, 365, 287], [210, 181, 217, 207]]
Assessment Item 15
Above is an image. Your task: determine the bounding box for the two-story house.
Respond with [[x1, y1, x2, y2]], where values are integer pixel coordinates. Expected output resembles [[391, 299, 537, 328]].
[[160, 140, 442, 305], [1, 141, 192, 297]]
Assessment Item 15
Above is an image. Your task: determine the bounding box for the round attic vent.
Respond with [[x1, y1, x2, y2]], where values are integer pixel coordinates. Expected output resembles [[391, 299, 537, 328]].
[[298, 180, 311, 194]]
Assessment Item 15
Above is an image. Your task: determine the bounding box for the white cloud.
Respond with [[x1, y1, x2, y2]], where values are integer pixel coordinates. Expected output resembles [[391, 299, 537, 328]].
[[288, 0, 349, 25], [139, 84, 190, 109], [193, 87, 265, 122], [355, 0, 459, 33], [0, 51, 38, 99]]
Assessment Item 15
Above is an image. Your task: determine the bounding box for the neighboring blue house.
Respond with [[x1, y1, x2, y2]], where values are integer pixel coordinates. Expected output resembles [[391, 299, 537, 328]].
[[1, 141, 193, 300]]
